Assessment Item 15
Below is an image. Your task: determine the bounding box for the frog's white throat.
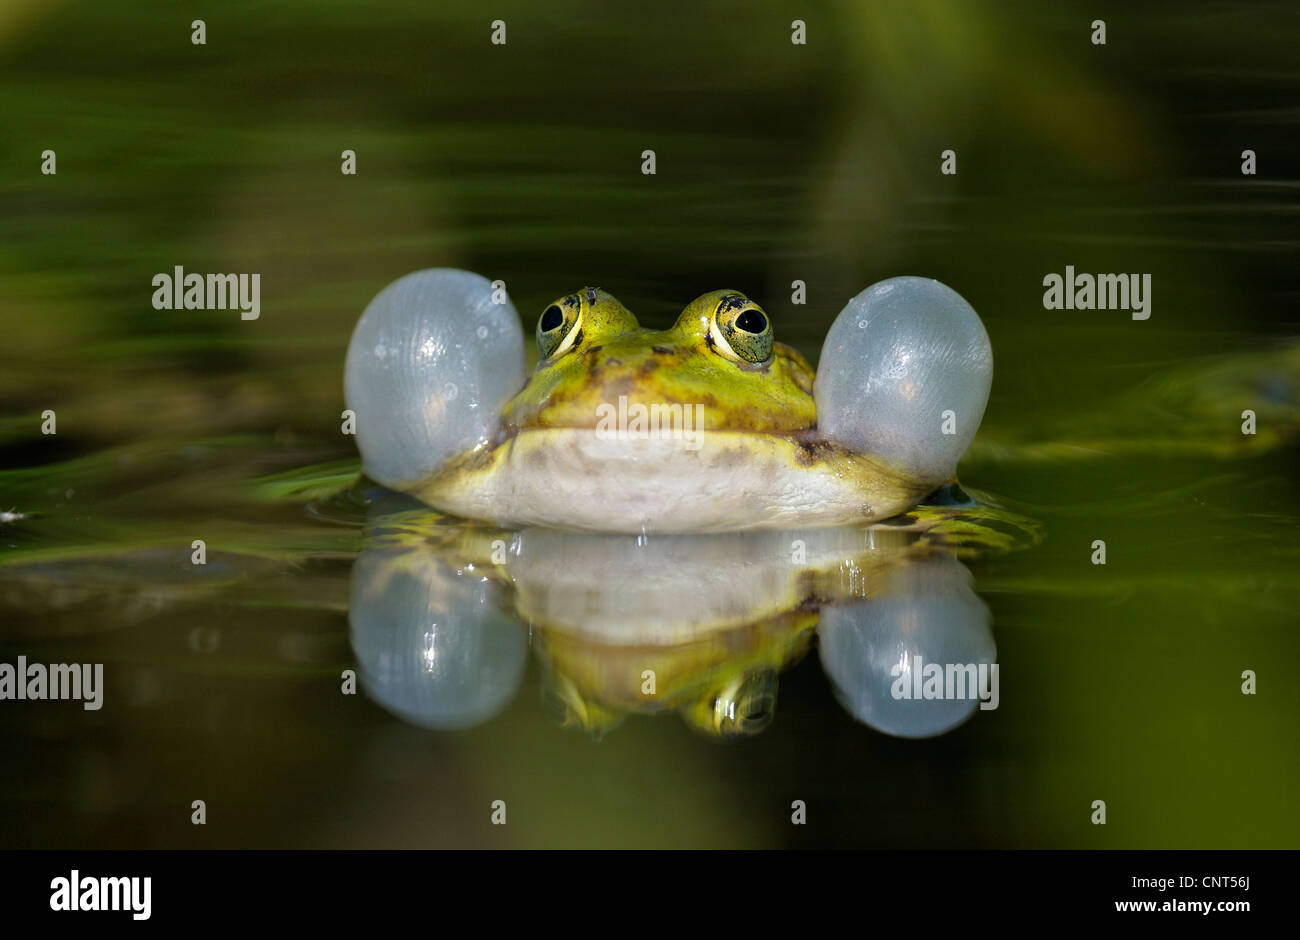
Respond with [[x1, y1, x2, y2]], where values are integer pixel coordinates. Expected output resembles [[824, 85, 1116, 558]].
[[416, 428, 928, 535]]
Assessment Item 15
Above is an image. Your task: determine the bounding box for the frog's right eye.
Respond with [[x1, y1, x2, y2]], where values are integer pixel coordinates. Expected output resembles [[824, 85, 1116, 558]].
[[710, 292, 774, 365], [537, 296, 583, 359]]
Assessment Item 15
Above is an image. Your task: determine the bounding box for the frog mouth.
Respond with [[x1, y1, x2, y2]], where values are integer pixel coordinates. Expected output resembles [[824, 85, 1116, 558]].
[[496, 421, 828, 458], [507, 395, 714, 449]]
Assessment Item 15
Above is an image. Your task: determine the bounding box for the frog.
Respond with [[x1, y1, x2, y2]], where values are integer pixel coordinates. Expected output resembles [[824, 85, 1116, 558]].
[[343, 268, 993, 533]]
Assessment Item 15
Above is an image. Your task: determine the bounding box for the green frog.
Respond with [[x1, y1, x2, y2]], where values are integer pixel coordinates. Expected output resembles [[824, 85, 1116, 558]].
[[344, 269, 993, 533]]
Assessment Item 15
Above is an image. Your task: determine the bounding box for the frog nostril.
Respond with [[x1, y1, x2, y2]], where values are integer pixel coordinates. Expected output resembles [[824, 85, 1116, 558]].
[[736, 310, 767, 334], [540, 305, 564, 332]]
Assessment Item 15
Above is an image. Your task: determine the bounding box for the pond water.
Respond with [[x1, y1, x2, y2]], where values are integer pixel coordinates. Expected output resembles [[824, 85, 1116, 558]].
[[1, 1, 1297, 848]]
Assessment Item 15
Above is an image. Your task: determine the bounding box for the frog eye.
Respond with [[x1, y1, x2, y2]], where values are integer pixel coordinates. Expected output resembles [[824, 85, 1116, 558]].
[[711, 293, 773, 365], [537, 295, 583, 360], [714, 671, 778, 737], [682, 670, 778, 739]]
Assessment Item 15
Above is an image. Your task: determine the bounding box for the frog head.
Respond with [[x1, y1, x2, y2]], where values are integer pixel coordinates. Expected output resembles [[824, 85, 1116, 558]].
[[501, 287, 816, 435]]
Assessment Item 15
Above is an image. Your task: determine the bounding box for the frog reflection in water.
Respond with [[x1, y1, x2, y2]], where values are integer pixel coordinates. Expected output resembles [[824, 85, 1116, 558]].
[[348, 496, 1036, 740], [344, 269, 993, 533]]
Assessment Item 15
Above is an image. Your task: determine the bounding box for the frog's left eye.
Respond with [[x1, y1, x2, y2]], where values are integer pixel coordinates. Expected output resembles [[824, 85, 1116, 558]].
[[537, 295, 583, 360], [711, 294, 773, 365]]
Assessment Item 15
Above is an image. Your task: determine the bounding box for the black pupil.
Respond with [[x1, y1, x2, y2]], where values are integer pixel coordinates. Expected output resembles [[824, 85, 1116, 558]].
[[540, 305, 564, 332], [736, 309, 766, 334]]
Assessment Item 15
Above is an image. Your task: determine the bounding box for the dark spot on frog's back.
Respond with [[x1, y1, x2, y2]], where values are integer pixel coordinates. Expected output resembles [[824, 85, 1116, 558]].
[[651, 345, 675, 356], [795, 570, 820, 607], [794, 438, 833, 467], [636, 357, 663, 379], [583, 353, 622, 386]]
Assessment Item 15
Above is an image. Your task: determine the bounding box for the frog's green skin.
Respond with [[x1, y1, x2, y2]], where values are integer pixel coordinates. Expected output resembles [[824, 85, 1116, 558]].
[[414, 289, 930, 534]]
